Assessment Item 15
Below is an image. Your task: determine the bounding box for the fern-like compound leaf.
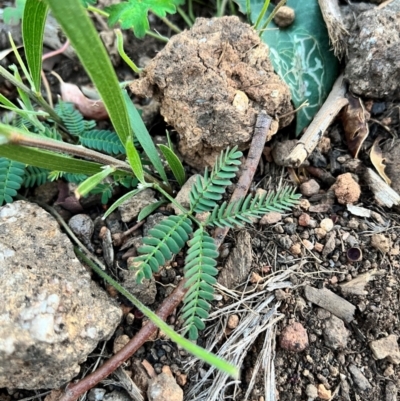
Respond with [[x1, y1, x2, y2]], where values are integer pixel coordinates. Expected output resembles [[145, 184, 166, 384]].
[[206, 187, 301, 228], [189, 147, 242, 213], [181, 228, 219, 340], [23, 166, 49, 188], [55, 101, 86, 135], [0, 158, 25, 205], [131, 215, 193, 283], [79, 129, 125, 155]]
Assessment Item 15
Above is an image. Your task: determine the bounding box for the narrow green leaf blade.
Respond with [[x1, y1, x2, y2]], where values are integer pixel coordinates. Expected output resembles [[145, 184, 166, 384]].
[[158, 144, 186, 186], [75, 165, 115, 199], [22, 0, 49, 91], [45, 0, 131, 144], [0, 144, 105, 175], [123, 91, 168, 183], [137, 199, 166, 221], [125, 136, 144, 184], [102, 187, 145, 220]]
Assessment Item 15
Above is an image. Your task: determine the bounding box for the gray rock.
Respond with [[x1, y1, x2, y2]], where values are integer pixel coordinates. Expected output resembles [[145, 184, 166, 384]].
[[121, 264, 157, 305], [68, 213, 94, 250], [0, 201, 122, 389], [385, 381, 397, 401], [143, 213, 168, 237], [170, 174, 202, 215], [118, 188, 157, 223], [369, 335, 400, 364], [345, 1, 400, 100], [218, 230, 252, 288], [348, 364, 372, 391], [305, 383, 318, 401], [323, 315, 349, 350]]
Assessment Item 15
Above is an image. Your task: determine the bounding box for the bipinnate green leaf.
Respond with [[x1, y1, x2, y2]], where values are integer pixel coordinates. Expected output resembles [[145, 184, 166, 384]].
[[131, 215, 192, 283], [234, 0, 339, 135], [123, 91, 168, 184], [0, 158, 25, 205], [106, 0, 184, 38], [182, 228, 218, 340], [45, 0, 131, 145], [159, 144, 186, 186], [75, 165, 115, 199], [22, 0, 49, 92]]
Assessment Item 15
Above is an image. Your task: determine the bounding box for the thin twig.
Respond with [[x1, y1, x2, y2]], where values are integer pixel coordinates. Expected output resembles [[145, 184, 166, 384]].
[[55, 112, 271, 401], [214, 111, 272, 248]]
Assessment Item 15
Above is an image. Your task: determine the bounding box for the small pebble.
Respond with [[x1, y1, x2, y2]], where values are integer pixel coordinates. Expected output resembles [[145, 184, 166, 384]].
[[68, 214, 94, 247], [371, 233, 391, 253], [300, 179, 320, 197], [317, 384, 332, 400], [299, 199, 310, 210], [384, 365, 394, 377], [227, 314, 240, 329], [314, 243, 324, 253], [314, 228, 327, 240], [279, 322, 309, 352], [348, 218, 360, 229], [320, 218, 334, 232], [298, 213, 311, 227], [113, 335, 130, 354], [306, 384, 318, 400], [334, 173, 361, 204], [302, 240, 313, 250], [290, 243, 302, 255], [260, 211, 282, 225]]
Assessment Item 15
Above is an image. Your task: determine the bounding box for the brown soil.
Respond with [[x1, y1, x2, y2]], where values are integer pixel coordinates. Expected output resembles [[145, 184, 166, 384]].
[[130, 16, 293, 169]]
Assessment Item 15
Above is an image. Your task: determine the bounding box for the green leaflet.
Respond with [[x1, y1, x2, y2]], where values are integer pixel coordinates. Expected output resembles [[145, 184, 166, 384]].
[[23, 166, 49, 188], [0, 158, 25, 205], [234, 0, 339, 135], [159, 144, 186, 186], [189, 147, 242, 213]]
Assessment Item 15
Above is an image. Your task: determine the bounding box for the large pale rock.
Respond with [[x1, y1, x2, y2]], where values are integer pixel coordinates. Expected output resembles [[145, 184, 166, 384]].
[[0, 201, 122, 389]]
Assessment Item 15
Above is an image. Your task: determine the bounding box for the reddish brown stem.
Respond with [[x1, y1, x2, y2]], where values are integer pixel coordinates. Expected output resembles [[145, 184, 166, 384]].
[[214, 111, 272, 248], [58, 112, 271, 401], [59, 279, 187, 401]]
